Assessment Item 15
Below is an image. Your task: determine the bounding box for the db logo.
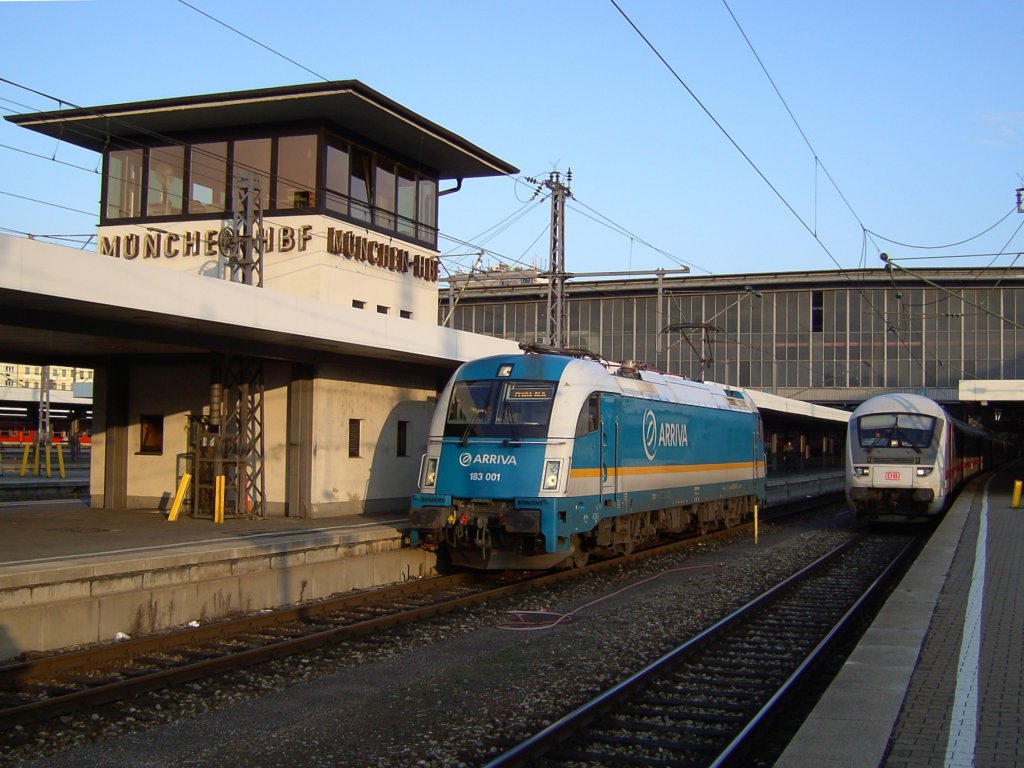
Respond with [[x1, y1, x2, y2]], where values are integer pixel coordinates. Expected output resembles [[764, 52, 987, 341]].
[[885, 471, 900, 480]]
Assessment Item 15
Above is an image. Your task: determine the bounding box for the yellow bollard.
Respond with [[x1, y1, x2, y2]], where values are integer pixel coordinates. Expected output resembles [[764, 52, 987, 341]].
[[44, 444, 52, 478], [754, 503, 759, 545], [167, 473, 192, 522], [56, 444, 65, 479], [1013, 480, 1022, 509], [19, 444, 29, 476], [214, 475, 226, 524]]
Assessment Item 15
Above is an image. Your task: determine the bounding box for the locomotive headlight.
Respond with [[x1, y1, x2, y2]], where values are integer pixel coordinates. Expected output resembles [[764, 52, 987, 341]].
[[542, 460, 562, 491], [853, 466, 870, 477], [916, 467, 933, 476], [421, 456, 438, 489]]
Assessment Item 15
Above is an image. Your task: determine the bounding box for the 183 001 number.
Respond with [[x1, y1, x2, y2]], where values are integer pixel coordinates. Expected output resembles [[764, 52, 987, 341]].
[[469, 472, 501, 482]]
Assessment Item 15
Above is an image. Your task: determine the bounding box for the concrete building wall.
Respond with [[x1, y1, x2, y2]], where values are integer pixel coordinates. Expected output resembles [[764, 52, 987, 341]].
[[310, 362, 439, 516], [85, 360, 292, 512], [97, 215, 440, 323], [89, 367, 108, 505], [89, 357, 442, 517], [124, 361, 208, 508]]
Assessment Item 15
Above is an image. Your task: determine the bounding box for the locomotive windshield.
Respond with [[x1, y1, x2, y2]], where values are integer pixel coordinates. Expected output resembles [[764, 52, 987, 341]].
[[856, 412, 938, 449], [444, 380, 556, 440]]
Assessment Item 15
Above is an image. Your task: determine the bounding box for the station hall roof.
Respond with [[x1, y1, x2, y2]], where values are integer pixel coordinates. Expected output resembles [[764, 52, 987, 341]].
[[6, 80, 518, 180]]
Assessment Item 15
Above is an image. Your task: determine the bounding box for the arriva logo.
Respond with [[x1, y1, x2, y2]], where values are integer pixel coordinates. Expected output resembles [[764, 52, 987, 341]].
[[642, 409, 689, 461], [642, 410, 659, 460], [459, 452, 518, 467]]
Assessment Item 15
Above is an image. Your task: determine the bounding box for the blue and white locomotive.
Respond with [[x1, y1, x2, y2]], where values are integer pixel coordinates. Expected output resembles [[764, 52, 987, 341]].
[[409, 345, 768, 569]]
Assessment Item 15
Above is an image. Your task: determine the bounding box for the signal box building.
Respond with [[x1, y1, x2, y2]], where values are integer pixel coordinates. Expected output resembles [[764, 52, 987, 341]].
[[4, 81, 519, 518]]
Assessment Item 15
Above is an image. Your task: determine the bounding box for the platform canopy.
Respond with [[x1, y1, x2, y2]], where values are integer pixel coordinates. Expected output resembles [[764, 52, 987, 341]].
[[742, 387, 850, 423], [959, 380, 1024, 401], [6, 80, 518, 180]]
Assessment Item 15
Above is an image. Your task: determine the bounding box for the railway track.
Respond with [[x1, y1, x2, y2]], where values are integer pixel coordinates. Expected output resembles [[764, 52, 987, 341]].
[[0, 571, 540, 729], [0, 499, 831, 744], [482, 533, 918, 768], [0, 513, 781, 735]]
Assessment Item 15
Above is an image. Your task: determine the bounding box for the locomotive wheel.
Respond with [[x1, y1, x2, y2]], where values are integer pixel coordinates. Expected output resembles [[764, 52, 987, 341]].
[[568, 534, 589, 568], [615, 515, 639, 555]]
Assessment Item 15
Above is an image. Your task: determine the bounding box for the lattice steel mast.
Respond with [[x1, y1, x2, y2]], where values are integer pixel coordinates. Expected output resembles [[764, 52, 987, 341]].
[[528, 170, 572, 348]]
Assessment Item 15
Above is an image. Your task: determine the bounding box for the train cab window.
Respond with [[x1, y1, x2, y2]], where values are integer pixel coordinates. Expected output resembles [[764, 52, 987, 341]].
[[575, 394, 600, 437], [139, 414, 164, 455], [444, 380, 556, 440], [857, 413, 937, 449]]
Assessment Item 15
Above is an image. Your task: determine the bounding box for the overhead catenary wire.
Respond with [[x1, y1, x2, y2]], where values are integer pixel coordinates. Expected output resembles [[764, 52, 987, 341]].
[[175, 0, 329, 83], [2, 7, 1018, 353], [609, 1, 1024, 380]]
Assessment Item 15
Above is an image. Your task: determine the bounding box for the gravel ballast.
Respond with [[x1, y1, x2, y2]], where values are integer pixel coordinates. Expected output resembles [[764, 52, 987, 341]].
[[3, 513, 854, 768]]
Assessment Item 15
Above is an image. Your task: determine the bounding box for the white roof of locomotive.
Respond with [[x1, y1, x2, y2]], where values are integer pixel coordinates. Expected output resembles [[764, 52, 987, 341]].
[[594, 362, 754, 413], [851, 392, 947, 419]]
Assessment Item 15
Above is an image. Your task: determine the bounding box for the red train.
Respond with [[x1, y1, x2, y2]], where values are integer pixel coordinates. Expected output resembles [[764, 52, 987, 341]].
[[0, 418, 92, 447]]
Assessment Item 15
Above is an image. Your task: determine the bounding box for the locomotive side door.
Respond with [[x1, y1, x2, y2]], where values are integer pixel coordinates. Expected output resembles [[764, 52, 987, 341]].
[[600, 393, 619, 502]]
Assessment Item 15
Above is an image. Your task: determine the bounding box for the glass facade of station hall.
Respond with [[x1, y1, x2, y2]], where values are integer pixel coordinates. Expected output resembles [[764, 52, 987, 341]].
[[441, 268, 1024, 403]]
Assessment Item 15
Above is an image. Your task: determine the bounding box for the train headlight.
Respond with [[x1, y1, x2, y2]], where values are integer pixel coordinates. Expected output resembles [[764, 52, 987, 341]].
[[542, 460, 562, 491], [916, 467, 933, 476], [421, 456, 438, 489], [853, 466, 870, 477]]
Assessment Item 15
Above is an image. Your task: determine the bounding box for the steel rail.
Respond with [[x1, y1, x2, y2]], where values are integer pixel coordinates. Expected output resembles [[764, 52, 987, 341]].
[[707, 535, 917, 767], [0, 496, 829, 732], [482, 534, 915, 768]]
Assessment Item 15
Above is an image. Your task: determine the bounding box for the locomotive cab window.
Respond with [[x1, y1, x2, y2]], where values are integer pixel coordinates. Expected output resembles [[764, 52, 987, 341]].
[[856, 413, 938, 449], [575, 393, 601, 437], [444, 380, 556, 440]]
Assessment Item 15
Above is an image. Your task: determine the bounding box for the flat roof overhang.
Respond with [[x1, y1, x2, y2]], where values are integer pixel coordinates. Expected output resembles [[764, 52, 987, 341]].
[[743, 387, 851, 424], [0, 235, 519, 369], [5, 80, 518, 180]]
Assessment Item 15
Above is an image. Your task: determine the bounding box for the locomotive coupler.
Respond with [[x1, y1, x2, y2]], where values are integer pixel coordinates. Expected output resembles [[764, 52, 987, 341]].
[[474, 523, 492, 553]]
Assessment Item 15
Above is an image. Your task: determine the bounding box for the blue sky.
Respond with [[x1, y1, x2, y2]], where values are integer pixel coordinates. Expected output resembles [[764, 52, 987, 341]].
[[1, 0, 1022, 281]]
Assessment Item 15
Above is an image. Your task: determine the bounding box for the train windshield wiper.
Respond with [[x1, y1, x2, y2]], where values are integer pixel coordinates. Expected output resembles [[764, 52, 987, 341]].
[[460, 408, 486, 446], [895, 429, 922, 452], [502, 401, 520, 444]]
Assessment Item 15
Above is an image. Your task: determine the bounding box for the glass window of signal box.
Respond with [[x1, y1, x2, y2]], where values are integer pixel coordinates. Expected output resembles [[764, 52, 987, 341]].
[[103, 132, 440, 248], [233, 138, 272, 210], [105, 149, 143, 219], [188, 142, 227, 214], [146, 146, 184, 217], [276, 135, 317, 209]]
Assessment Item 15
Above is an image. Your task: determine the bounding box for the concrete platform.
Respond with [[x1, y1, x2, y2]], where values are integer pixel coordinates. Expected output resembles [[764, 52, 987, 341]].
[[766, 467, 844, 505], [0, 467, 843, 662], [776, 461, 1024, 768], [0, 501, 435, 661]]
